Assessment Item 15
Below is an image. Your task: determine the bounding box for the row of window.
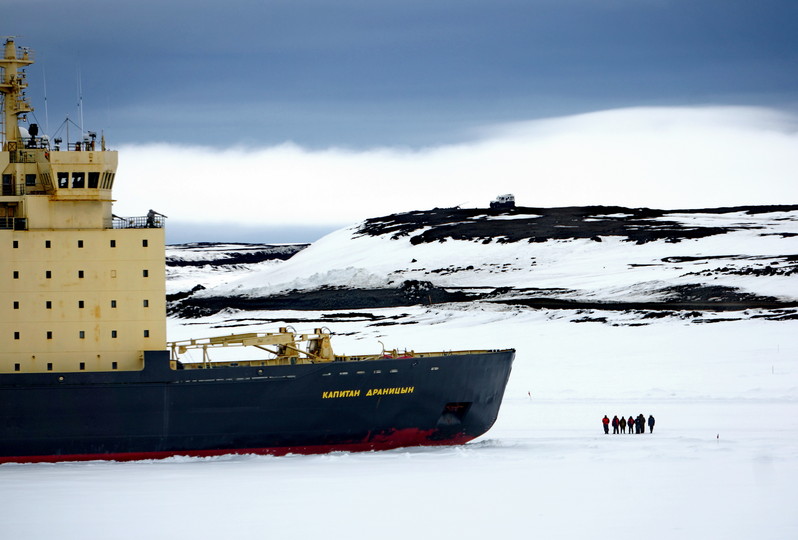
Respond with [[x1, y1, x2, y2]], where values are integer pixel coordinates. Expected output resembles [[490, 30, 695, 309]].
[[13, 361, 120, 372], [2, 172, 115, 193], [13, 330, 151, 340], [2, 173, 38, 187], [12, 269, 150, 279], [12, 239, 149, 248], [54, 171, 115, 190], [12, 299, 150, 309]]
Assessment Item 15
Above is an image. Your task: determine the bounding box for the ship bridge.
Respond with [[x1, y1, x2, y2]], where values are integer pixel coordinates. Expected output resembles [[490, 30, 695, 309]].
[[0, 38, 128, 232]]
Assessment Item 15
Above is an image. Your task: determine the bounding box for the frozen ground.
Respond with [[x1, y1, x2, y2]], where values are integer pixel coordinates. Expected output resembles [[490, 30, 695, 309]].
[[171, 207, 798, 317], [1, 308, 796, 540]]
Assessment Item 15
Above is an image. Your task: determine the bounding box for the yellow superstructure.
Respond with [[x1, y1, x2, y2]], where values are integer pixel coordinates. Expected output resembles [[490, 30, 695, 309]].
[[1, 39, 165, 373]]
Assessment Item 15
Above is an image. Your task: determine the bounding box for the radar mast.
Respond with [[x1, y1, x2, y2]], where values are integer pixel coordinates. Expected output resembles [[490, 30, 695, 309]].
[[0, 38, 34, 147]]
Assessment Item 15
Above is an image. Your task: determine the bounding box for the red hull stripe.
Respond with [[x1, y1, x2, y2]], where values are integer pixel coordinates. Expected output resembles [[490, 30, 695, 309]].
[[0, 432, 475, 464]]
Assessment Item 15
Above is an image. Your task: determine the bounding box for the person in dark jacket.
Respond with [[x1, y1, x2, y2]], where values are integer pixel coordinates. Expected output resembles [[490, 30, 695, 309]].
[[612, 415, 620, 434], [602, 415, 610, 434], [637, 414, 645, 434], [648, 415, 655, 433], [628, 416, 635, 435], [619, 416, 627, 434]]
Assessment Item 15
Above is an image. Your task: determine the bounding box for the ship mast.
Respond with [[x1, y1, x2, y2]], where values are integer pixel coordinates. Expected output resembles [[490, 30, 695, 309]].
[[0, 38, 34, 148]]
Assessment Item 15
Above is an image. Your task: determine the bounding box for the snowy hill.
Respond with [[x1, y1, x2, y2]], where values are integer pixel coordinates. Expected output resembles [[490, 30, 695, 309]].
[[169, 205, 798, 320]]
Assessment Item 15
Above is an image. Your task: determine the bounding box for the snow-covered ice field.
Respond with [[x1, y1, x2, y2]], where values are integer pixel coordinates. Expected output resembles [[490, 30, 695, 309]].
[[2, 306, 796, 540]]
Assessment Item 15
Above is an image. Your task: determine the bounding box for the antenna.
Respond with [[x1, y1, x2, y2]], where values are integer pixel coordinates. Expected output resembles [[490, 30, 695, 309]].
[[42, 64, 49, 135], [77, 67, 84, 137]]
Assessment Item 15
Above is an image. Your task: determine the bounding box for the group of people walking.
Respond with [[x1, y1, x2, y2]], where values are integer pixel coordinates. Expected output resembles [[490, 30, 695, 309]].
[[602, 414, 654, 434]]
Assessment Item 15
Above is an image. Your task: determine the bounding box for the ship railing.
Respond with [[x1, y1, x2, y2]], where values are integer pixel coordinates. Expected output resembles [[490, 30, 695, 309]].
[[1, 182, 47, 196], [0, 217, 27, 230], [6, 141, 51, 164], [8, 148, 38, 164], [112, 215, 166, 229], [375, 349, 500, 359], [20, 137, 50, 150], [66, 141, 98, 152]]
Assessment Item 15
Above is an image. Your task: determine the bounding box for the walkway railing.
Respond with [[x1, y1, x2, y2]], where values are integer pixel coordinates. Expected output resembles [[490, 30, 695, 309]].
[[0, 218, 27, 230], [1, 183, 48, 196], [113, 215, 166, 229]]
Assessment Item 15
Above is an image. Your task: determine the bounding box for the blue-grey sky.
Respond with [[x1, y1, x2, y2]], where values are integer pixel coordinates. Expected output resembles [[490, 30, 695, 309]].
[[5, 1, 798, 244], [6, 0, 797, 149]]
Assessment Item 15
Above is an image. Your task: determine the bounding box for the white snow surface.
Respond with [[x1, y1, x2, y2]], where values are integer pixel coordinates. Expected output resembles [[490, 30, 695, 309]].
[[2, 209, 798, 540]]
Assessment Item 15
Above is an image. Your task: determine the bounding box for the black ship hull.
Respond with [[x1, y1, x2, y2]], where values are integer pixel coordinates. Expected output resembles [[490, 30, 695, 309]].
[[0, 349, 514, 463]]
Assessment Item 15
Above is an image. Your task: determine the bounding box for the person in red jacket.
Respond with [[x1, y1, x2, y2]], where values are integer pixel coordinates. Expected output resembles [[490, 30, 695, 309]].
[[627, 416, 635, 435], [602, 415, 610, 434], [612, 415, 620, 434]]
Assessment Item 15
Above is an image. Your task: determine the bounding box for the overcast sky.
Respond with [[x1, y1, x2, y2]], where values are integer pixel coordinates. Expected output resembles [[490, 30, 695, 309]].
[[6, 1, 798, 242]]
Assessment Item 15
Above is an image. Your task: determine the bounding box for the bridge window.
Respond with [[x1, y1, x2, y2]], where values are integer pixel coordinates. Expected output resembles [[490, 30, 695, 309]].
[[71, 172, 85, 188], [100, 172, 116, 189], [88, 172, 99, 188], [58, 172, 69, 188], [25, 174, 36, 186]]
